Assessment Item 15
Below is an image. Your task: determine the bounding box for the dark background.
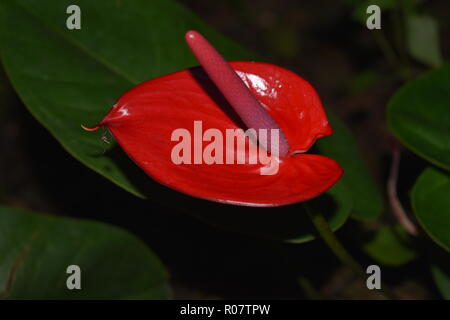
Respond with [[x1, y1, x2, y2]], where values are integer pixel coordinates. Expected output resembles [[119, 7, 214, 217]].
[[1, 0, 449, 299]]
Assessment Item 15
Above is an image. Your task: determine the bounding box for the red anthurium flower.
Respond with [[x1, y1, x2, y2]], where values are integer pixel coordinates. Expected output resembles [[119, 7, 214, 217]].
[[84, 31, 343, 207]]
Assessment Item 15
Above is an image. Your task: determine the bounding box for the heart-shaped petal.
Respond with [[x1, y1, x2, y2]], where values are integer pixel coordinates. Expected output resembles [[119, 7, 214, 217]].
[[92, 62, 342, 206]]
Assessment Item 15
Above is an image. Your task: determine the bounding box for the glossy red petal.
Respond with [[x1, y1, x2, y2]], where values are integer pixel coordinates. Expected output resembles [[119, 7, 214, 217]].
[[97, 62, 342, 206], [231, 62, 333, 153]]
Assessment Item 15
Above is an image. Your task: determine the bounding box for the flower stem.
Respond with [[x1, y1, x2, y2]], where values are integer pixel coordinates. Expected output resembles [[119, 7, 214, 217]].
[[297, 275, 323, 300], [372, 27, 412, 81], [304, 203, 398, 299], [304, 203, 365, 278]]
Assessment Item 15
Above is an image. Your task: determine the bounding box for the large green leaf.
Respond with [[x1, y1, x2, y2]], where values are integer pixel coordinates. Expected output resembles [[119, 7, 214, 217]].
[[0, 0, 251, 198], [0, 206, 170, 299], [316, 110, 384, 220], [411, 167, 450, 252], [388, 63, 450, 171]]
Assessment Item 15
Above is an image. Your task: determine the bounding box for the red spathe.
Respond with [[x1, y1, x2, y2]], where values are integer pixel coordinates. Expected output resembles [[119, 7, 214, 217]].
[[96, 61, 343, 206]]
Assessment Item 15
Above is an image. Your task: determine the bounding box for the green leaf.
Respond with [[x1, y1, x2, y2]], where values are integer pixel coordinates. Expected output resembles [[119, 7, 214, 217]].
[[431, 265, 450, 300], [362, 225, 417, 266], [388, 63, 450, 171], [193, 179, 352, 244], [406, 14, 443, 68], [316, 109, 384, 220], [0, 0, 251, 198], [411, 167, 450, 252], [0, 206, 170, 299]]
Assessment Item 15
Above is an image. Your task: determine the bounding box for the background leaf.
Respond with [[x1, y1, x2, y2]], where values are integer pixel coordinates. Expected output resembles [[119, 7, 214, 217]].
[[362, 225, 417, 266], [406, 14, 443, 68], [388, 63, 450, 171], [0, 206, 170, 299], [316, 109, 384, 220], [411, 167, 450, 252], [431, 265, 450, 300]]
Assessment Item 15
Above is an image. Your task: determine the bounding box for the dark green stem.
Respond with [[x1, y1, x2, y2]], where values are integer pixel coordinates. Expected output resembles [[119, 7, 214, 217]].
[[304, 203, 365, 278], [372, 30, 411, 81], [372, 30, 399, 72], [297, 275, 323, 300], [304, 203, 398, 299]]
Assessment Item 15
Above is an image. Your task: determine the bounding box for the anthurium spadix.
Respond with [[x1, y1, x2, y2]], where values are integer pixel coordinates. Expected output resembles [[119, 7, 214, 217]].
[[84, 30, 343, 207]]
